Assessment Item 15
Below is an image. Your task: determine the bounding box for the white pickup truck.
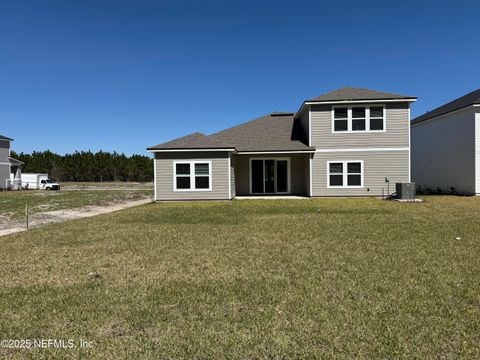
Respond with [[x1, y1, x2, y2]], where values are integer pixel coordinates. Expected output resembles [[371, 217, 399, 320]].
[[39, 178, 61, 190]]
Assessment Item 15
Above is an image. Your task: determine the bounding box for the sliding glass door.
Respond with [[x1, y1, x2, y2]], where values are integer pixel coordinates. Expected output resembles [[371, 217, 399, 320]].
[[276, 160, 288, 193], [264, 160, 275, 193], [250, 159, 290, 194], [251, 160, 264, 194]]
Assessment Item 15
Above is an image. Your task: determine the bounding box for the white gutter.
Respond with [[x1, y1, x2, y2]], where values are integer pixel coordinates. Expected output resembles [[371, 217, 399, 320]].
[[237, 150, 315, 155], [304, 99, 417, 105], [315, 147, 409, 153], [147, 148, 236, 153]]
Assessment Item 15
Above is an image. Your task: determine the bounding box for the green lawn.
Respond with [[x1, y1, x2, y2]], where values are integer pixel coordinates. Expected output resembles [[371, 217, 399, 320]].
[[0, 190, 151, 221], [1, 197, 479, 359]]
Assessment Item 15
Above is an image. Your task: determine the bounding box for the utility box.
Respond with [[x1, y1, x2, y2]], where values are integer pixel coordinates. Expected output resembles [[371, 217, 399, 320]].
[[396, 182, 416, 200], [10, 173, 48, 189]]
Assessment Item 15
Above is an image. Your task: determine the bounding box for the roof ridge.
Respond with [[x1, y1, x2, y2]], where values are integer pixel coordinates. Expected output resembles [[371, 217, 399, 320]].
[[307, 86, 415, 102]]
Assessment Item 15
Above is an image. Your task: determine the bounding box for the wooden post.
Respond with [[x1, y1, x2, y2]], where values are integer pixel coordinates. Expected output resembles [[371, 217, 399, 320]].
[[25, 204, 29, 229]]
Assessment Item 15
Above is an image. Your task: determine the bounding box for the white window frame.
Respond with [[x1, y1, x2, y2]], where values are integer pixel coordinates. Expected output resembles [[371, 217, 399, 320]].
[[327, 160, 364, 189], [173, 160, 212, 192], [248, 157, 291, 194], [332, 105, 386, 133]]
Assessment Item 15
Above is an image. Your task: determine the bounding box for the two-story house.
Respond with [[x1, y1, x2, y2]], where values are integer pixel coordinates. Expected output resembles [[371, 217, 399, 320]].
[[147, 87, 416, 200], [411, 89, 480, 195], [0, 134, 23, 189]]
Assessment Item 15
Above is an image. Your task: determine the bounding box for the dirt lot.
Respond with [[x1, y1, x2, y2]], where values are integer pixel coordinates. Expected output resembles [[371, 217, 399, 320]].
[[61, 182, 153, 190], [0, 187, 152, 235], [0, 197, 151, 236]]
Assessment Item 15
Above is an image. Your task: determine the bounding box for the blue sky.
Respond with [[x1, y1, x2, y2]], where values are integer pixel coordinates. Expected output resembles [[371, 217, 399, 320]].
[[1, 0, 479, 155]]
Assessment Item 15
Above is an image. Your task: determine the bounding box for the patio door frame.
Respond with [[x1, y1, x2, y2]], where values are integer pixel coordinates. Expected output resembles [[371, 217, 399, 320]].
[[248, 157, 291, 195]]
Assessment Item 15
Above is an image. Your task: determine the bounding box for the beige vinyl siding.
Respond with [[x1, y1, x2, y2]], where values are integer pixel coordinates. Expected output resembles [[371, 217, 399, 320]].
[[235, 155, 249, 195], [0, 141, 10, 161], [311, 150, 409, 196], [234, 154, 309, 196], [411, 107, 476, 194], [0, 163, 9, 189], [0, 140, 10, 189], [476, 111, 480, 194], [290, 155, 308, 195], [0, 148, 8, 161], [310, 103, 409, 149], [154, 152, 230, 201]]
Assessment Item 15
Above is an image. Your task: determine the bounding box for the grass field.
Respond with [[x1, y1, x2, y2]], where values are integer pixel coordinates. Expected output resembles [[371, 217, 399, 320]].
[[1, 197, 479, 359], [0, 189, 151, 221]]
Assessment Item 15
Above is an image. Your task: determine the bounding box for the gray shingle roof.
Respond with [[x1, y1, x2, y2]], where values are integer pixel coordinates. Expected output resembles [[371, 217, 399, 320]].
[[148, 132, 230, 150], [148, 87, 416, 152], [148, 113, 312, 152], [0, 134, 13, 141], [209, 113, 311, 152], [412, 89, 480, 125], [307, 87, 415, 102]]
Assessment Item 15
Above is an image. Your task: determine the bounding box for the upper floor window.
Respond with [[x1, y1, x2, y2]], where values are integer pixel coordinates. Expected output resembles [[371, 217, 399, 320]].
[[352, 107, 366, 131], [174, 161, 211, 191], [369, 106, 384, 130], [334, 107, 348, 131], [333, 105, 385, 133]]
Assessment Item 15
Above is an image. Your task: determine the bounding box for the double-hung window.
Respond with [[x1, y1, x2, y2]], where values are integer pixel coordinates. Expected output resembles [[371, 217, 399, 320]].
[[328, 161, 363, 188], [369, 106, 385, 131], [333, 106, 385, 132], [333, 107, 348, 132], [352, 107, 366, 131], [174, 161, 211, 191]]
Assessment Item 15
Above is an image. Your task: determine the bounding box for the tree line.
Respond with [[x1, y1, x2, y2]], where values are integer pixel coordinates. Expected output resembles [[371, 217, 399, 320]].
[[10, 150, 153, 182]]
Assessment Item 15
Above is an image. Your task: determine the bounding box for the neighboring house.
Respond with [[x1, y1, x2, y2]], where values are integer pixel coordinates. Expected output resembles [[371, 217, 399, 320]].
[[0, 134, 23, 189], [411, 89, 480, 195], [148, 87, 416, 201]]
